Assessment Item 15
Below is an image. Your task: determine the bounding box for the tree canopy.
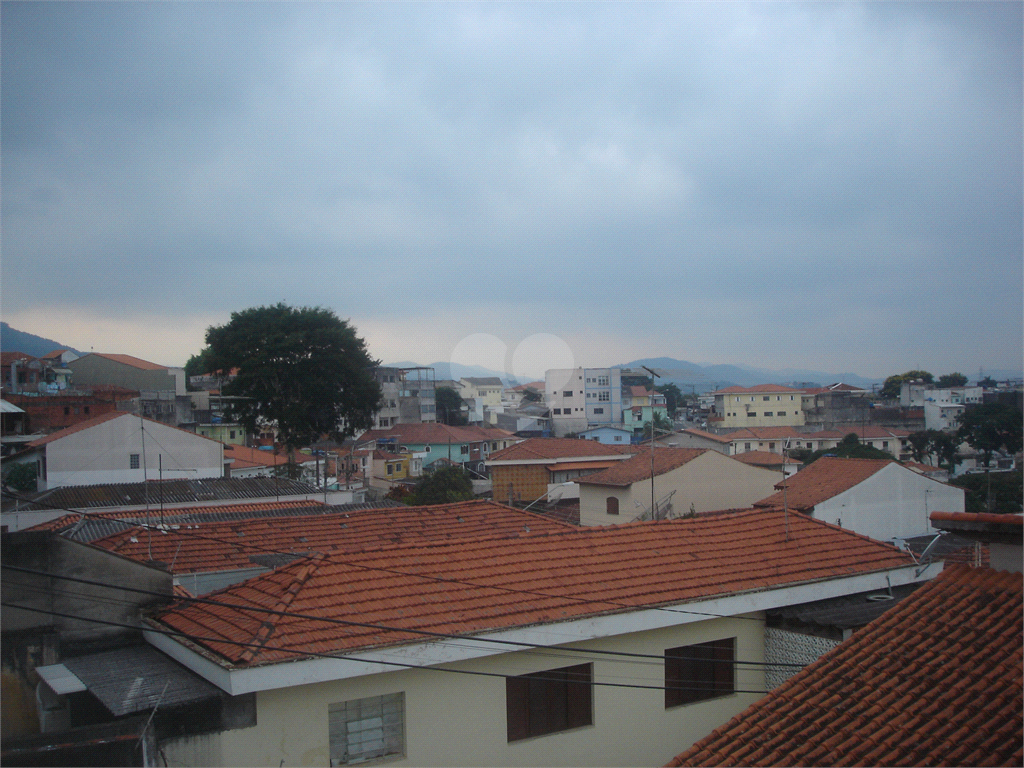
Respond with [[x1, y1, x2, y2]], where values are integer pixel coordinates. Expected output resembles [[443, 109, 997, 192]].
[[656, 383, 684, 417], [880, 370, 933, 400], [405, 465, 475, 505], [957, 403, 1024, 469], [936, 372, 968, 388], [436, 386, 468, 425], [788, 433, 895, 465], [204, 304, 381, 450]]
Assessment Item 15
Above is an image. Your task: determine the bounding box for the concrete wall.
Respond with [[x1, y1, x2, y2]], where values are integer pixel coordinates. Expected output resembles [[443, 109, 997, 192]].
[[579, 452, 781, 526], [812, 463, 965, 542], [40, 415, 223, 489], [68, 355, 183, 395], [159, 615, 765, 768]]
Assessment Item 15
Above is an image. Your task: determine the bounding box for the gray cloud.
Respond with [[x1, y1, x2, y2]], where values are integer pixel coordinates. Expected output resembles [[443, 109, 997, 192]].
[[2, 1, 1020, 375]]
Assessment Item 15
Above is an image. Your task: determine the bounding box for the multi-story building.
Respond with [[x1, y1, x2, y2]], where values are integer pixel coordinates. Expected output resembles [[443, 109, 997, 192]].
[[546, 368, 622, 437], [712, 385, 806, 429], [371, 367, 437, 428]]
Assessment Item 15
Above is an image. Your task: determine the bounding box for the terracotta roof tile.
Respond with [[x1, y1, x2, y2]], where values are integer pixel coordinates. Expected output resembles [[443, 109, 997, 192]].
[[92, 500, 574, 574], [754, 457, 896, 512], [488, 437, 635, 462], [713, 384, 805, 395], [576, 447, 706, 486], [669, 565, 1023, 767], [149, 508, 915, 666], [732, 450, 792, 468]]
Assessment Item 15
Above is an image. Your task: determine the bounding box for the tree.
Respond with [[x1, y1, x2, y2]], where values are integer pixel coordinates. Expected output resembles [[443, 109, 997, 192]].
[[978, 376, 998, 389], [797, 433, 896, 465], [957, 403, 1023, 513], [642, 412, 673, 440], [880, 370, 933, 400], [936, 372, 968, 388], [3, 462, 37, 492], [957, 403, 1024, 469], [521, 387, 542, 403], [907, 430, 938, 464], [204, 304, 381, 457], [436, 387, 468, 425], [405, 465, 475, 505], [656, 383, 684, 418], [950, 469, 1023, 515]]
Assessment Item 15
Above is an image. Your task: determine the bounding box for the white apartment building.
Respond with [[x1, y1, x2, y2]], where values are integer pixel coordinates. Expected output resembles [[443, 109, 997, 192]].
[[545, 368, 622, 437]]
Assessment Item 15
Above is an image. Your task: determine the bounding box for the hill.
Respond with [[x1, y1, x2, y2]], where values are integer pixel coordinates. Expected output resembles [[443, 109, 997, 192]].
[[0, 322, 82, 358]]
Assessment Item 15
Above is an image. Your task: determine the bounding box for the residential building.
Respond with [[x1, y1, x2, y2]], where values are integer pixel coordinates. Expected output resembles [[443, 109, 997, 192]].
[[493, 403, 551, 437], [373, 367, 403, 429], [577, 425, 633, 445], [138, 509, 922, 767], [717, 425, 910, 460], [753, 456, 965, 543], [4, 389, 133, 435], [357, 423, 520, 476], [546, 367, 622, 437], [799, 382, 873, 430], [669, 513, 1022, 768], [67, 353, 192, 425], [398, 367, 437, 424], [712, 385, 806, 429], [667, 428, 733, 454], [730, 450, 801, 477], [2, 351, 74, 395], [485, 437, 634, 506], [188, 390, 247, 445], [577, 448, 781, 525], [7, 412, 224, 494], [501, 381, 545, 410], [459, 377, 504, 423], [621, 386, 669, 436]]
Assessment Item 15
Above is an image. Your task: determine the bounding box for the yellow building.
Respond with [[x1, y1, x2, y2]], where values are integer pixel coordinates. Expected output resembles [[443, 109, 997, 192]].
[[712, 385, 805, 429]]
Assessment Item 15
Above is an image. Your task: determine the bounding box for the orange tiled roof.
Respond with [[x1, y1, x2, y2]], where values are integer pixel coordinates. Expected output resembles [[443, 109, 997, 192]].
[[753, 457, 895, 512], [0, 351, 36, 365], [92, 500, 573, 574], [89, 353, 169, 371], [223, 445, 291, 469], [149, 508, 915, 666], [732, 450, 791, 468], [668, 564, 1023, 767], [359, 423, 516, 445], [25, 411, 135, 447], [679, 428, 732, 444], [488, 437, 634, 462], [723, 427, 811, 441], [576, 447, 706, 486]]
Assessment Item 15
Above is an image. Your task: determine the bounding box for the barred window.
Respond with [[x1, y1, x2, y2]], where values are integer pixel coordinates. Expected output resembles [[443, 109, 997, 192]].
[[329, 692, 404, 765]]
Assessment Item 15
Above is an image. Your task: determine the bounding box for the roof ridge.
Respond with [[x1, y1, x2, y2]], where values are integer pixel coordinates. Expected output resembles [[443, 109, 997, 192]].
[[237, 553, 326, 664]]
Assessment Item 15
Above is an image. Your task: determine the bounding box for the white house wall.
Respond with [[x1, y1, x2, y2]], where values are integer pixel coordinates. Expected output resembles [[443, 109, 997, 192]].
[[811, 463, 964, 542], [42, 416, 223, 489]]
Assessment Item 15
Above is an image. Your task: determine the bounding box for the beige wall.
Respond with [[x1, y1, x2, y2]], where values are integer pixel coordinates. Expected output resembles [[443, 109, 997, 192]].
[[716, 392, 805, 429], [160, 615, 765, 768], [578, 451, 781, 526]]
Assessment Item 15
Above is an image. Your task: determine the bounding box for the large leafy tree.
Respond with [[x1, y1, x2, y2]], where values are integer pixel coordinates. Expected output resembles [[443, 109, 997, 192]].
[[435, 386, 468, 425], [957, 403, 1023, 469], [204, 304, 381, 453], [880, 370, 933, 400]]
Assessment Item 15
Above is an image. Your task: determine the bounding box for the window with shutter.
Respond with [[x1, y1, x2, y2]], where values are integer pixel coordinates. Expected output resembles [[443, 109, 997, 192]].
[[506, 663, 592, 742], [329, 692, 404, 765], [664, 638, 735, 708]]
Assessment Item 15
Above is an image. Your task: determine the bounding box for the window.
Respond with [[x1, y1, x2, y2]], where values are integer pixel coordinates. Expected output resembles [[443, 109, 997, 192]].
[[329, 692, 404, 765], [763, 396, 770, 401], [777, 411, 786, 416], [744, 443, 751, 451], [597, 376, 609, 386], [665, 638, 735, 708], [747, 412, 756, 417], [553, 408, 561, 415], [764, 412, 773, 417], [230, 430, 236, 439], [506, 663, 592, 742], [460, 445, 469, 455], [386, 464, 394, 475], [606, 497, 619, 515], [614, 436, 622, 442], [598, 391, 610, 402], [563, 391, 573, 397], [130, 454, 140, 469], [769, 443, 775, 450], [593, 408, 604, 415]]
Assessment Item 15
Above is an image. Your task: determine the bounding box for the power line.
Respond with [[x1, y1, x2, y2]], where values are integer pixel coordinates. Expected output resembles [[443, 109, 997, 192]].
[[3, 601, 775, 697], [1, 489, 781, 626], [3, 564, 802, 670]]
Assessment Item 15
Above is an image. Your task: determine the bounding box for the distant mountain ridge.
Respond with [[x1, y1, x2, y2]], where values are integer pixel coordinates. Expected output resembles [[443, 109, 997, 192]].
[[0, 322, 83, 358]]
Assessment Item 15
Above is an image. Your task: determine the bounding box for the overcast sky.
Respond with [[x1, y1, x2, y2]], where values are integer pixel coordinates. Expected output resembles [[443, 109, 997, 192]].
[[3, 1, 1021, 381]]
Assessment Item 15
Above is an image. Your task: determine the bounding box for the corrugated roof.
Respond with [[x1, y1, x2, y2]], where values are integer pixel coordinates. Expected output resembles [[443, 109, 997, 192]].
[[669, 565, 1023, 767], [149, 508, 915, 667], [6, 476, 323, 513], [91, 500, 574, 573], [57, 645, 221, 716], [87, 353, 169, 371], [753, 457, 895, 512]]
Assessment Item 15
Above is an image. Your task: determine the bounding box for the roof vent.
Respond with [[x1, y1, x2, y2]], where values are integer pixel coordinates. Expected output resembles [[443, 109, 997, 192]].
[[866, 594, 893, 602]]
